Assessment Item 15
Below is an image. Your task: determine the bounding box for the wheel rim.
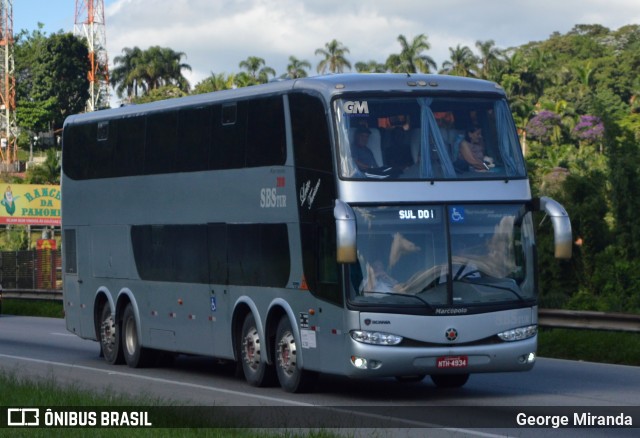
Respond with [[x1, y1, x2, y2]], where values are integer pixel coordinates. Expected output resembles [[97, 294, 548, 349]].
[[277, 330, 297, 377], [100, 313, 116, 355], [124, 315, 137, 356], [242, 326, 261, 371]]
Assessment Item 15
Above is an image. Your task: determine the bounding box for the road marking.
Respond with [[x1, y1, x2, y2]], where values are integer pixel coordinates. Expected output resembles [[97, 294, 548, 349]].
[[50, 332, 78, 337], [0, 352, 311, 406], [0, 352, 508, 436]]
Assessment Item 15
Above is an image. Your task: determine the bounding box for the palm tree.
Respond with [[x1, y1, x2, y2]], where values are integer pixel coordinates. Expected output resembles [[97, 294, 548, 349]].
[[283, 56, 311, 79], [138, 46, 192, 92], [475, 39, 502, 80], [238, 56, 276, 84], [111, 46, 144, 100], [440, 45, 477, 77], [315, 40, 351, 73], [111, 46, 192, 99], [385, 34, 437, 74]]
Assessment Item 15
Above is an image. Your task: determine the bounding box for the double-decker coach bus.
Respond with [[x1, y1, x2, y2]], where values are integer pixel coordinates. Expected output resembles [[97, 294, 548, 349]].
[[62, 73, 571, 393]]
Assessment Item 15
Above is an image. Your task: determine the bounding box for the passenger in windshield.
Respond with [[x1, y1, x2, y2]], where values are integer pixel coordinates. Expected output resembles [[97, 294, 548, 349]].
[[361, 233, 421, 294], [351, 126, 379, 170], [457, 125, 495, 172]]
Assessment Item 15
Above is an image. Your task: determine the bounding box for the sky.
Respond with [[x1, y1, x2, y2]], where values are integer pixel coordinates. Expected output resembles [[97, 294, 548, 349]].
[[12, 0, 640, 105]]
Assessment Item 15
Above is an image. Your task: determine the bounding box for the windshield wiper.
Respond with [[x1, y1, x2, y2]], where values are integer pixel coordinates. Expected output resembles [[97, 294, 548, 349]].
[[455, 277, 525, 302], [365, 291, 434, 310]]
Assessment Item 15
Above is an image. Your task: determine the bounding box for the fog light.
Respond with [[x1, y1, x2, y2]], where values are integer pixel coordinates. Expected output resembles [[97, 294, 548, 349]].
[[518, 352, 536, 364], [351, 356, 368, 369], [369, 360, 382, 369]]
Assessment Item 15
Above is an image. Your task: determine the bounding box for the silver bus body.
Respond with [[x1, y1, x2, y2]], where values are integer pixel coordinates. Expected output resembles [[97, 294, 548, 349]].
[[62, 74, 571, 392]]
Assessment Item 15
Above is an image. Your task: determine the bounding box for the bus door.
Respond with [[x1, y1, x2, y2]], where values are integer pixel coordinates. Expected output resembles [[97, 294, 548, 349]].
[[63, 226, 88, 336]]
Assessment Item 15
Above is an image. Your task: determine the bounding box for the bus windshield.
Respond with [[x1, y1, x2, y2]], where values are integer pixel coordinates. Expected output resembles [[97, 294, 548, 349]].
[[335, 95, 527, 180], [348, 204, 536, 310]]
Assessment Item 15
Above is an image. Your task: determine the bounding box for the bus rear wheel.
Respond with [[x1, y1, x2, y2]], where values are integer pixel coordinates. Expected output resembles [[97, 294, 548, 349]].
[[239, 313, 276, 387], [99, 304, 124, 365], [122, 303, 154, 368], [430, 373, 469, 388], [275, 316, 317, 393]]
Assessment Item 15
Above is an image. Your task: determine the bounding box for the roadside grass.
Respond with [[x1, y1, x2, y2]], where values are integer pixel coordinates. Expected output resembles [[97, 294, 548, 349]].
[[1, 299, 64, 318], [0, 372, 342, 437], [537, 328, 640, 366]]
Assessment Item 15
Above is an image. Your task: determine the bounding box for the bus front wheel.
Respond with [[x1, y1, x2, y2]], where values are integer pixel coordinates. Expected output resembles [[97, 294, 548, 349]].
[[275, 316, 317, 393], [239, 313, 276, 387], [99, 304, 124, 365]]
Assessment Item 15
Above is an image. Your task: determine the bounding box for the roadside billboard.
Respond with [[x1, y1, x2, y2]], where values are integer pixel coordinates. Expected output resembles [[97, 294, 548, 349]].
[[0, 184, 61, 226]]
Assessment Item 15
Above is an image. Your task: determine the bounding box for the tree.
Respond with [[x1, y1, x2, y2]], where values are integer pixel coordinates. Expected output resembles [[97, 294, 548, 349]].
[[192, 73, 236, 94], [238, 56, 276, 84], [355, 60, 387, 73], [283, 56, 311, 79], [112, 46, 192, 100], [440, 44, 477, 77], [25, 148, 60, 184], [475, 39, 502, 80], [111, 46, 144, 100], [386, 34, 437, 74], [315, 39, 351, 73], [16, 31, 89, 132]]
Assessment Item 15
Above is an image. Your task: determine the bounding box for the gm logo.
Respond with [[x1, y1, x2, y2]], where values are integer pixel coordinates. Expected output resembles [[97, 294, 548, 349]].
[[343, 101, 369, 114]]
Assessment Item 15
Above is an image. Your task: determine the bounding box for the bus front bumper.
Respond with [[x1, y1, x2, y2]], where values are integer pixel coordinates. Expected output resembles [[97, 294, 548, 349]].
[[343, 335, 537, 378]]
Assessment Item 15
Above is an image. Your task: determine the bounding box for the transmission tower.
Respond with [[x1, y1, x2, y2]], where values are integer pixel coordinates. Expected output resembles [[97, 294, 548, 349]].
[[74, 0, 110, 112], [0, 0, 17, 168]]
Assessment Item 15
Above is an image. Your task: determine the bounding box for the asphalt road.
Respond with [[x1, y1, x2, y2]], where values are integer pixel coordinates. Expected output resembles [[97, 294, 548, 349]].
[[0, 315, 638, 437]]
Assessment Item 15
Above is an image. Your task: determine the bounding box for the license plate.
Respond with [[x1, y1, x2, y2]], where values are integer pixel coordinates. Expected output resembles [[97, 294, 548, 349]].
[[436, 355, 468, 368]]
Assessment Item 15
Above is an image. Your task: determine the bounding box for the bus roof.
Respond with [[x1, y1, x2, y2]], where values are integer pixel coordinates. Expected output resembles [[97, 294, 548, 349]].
[[64, 73, 506, 125]]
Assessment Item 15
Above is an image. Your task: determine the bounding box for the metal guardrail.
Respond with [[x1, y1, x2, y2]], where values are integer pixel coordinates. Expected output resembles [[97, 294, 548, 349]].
[[1, 291, 639, 333], [538, 308, 640, 333], [2, 289, 63, 301]]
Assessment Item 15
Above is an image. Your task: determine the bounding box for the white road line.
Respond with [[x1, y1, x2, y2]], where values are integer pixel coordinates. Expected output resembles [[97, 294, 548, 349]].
[[0, 352, 311, 406], [0, 352, 509, 436]]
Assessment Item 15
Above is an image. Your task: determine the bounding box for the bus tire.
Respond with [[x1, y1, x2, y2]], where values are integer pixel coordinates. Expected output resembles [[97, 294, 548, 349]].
[[99, 303, 124, 365], [430, 373, 469, 388], [275, 316, 318, 393], [239, 313, 276, 387], [122, 303, 154, 368]]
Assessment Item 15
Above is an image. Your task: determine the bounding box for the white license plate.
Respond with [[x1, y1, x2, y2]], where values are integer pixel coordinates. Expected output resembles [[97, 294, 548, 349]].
[[436, 355, 468, 368]]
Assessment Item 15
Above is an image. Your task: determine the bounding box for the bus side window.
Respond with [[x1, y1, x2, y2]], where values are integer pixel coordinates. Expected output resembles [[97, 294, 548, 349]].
[[114, 117, 145, 177], [246, 96, 286, 167], [213, 103, 246, 170], [177, 106, 212, 172], [146, 111, 178, 175]]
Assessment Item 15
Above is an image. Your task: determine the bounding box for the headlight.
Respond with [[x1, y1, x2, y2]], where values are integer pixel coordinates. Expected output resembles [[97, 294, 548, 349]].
[[497, 325, 537, 341], [350, 330, 403, 345]]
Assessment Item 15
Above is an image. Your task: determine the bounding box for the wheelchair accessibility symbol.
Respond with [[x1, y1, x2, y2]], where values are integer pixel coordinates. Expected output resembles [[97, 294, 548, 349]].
[[450, 207, 465, 223]]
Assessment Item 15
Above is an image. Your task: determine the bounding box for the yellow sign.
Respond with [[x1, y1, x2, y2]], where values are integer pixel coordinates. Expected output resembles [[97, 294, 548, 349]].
[[0, 184, 61, 226]]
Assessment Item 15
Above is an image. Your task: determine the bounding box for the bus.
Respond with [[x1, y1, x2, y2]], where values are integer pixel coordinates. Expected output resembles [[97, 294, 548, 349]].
[[62, 73, 572, 393]]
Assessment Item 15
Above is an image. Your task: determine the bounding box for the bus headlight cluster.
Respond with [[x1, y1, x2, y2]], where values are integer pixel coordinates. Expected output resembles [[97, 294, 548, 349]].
[[497, 325, 537, 341], [350, 330, 403, 345]]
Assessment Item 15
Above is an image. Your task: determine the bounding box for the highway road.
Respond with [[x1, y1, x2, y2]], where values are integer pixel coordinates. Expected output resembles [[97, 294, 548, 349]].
[[0, 315, 638, 436]]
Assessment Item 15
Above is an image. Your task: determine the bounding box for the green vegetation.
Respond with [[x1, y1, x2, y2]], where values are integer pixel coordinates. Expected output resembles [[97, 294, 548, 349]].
[[7, 24, 640, 336], [1, 299, 64, 318], [538, 329, 640, 365], [0, 371, 344, 436]]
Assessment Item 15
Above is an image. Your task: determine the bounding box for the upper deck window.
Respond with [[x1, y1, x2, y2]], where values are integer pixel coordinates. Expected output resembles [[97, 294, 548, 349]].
[[334, 96, 526, 180]]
